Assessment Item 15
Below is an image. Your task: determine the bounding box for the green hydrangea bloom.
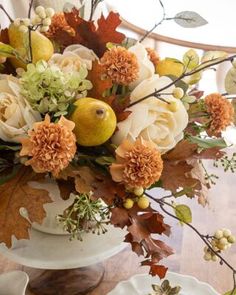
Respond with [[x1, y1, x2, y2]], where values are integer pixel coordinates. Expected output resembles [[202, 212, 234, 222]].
[[19, 60, 93, 117]]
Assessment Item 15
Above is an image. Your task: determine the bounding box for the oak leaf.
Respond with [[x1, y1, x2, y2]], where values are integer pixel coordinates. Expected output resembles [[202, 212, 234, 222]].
[[163, 140, 198, 161], [0, 166, 52, 248], [87, 60, 112, 99], [161, 161, 201, 195], [64, 9, 125, 57]]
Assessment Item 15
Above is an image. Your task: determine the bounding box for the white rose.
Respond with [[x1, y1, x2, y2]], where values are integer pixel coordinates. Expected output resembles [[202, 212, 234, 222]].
[[128, 42, 155, 89], [0, 75, 41, 143], [112, 75, 189, 154], [49, 44, 98, 72]]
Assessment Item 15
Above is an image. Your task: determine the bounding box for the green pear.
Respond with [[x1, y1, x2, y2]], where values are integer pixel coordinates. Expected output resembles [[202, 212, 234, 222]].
[[8, 23, 54, 69]]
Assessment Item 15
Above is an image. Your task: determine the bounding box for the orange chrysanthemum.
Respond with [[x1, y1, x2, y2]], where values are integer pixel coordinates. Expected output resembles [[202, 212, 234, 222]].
[[205, 93, 234, 136], [45, 13, 75, 38], [110, 138, 163, 189], [20, 115, 76, 177], [146, 47, 160, 67], [100, 47, 139, 85]]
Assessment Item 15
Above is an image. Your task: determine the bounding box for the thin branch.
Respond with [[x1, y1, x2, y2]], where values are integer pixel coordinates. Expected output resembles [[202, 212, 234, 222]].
[[28, 0, 34, 19], [145, 192, 236, 294], [28, 0, 34, 63], [128, 54, 236, 108], [140, 0, 166, 43], [0, 4, 13, 23]]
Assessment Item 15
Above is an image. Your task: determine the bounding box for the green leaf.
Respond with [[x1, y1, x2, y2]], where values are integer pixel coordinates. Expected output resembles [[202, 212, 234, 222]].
[[183, 49, 199, 69], [174, 11, 208, 28], [225, 67, 236, 95], [0, 43, 15, 57], [0, 164, 21, 186], [148, 180, 162, 190], [167, 75, 189, 93], [201, 51, 227, 63], [95, 156, 115, 166], [175, 204, 192, 224], [187, 135, 228, 149], [0, 144, 21, 151], [224, 290, 236, 295]]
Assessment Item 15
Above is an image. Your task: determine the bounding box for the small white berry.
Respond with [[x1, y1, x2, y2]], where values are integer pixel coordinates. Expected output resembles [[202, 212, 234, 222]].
[[214, 230, 223, 239], [19, 25, 28, 33], [14, 18, 21, 27], [204, 253, 212, 261], [173, 87, 184, 99], [32, 16, 42, 26], [223, 229, 232, 238], [228, 235, 236, 244], [35, 6, 45, 15], [40, 26, 50, 33], [45, 7, 55, 18], [38, 11, 47, 19], [22, 18, 30, 27], [219, 237, 228, 246], [211, 255, 218, 262], [43, 18, 52, 26]]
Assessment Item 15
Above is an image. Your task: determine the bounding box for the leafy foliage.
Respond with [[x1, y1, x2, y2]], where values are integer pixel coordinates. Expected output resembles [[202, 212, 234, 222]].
[[174, 204, 192, 224], [0, 166, 52, 248], [174, 11, 208, 28], [54, 9, 125, 57]]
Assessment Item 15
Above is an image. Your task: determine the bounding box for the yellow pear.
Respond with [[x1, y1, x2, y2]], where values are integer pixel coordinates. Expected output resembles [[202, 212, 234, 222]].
[[70, 97, 117, 147], [8, 23, 54, 69]]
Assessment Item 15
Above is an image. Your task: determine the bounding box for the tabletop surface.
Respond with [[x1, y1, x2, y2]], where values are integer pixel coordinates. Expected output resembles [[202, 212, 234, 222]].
[[0, 158, 235, 295], [107, 0, 236, 48]]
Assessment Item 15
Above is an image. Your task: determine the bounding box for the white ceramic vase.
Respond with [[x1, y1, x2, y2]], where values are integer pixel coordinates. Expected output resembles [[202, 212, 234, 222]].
[[0, 271, 29, 295], [29, 178, 75, 235]]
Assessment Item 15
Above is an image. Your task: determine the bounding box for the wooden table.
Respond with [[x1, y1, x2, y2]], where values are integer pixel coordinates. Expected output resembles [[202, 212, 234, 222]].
[[0, 161, 235, 295]]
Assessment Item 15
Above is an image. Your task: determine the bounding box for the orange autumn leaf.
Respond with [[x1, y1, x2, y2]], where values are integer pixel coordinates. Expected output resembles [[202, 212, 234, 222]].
[[87, 60, 112, 99], [0, 166, 52, 248], [64, 9, 125, 57]]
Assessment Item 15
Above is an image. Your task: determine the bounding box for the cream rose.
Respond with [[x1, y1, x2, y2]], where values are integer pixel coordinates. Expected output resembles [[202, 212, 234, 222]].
[[112, 75, 189, 154], [0, 75, 41, 143], [128, 42, 155, 89], [49, 44, 98, 72]]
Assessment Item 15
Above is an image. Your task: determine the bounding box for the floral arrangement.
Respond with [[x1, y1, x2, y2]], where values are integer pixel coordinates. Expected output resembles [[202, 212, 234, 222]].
[[0, 0, 236, 293]]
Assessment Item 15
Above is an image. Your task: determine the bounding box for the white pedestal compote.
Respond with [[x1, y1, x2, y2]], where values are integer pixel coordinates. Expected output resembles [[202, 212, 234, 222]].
[[0, 180, 126, 295]]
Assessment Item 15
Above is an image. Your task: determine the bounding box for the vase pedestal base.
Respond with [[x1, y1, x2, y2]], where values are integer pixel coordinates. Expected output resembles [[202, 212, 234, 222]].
[[24, 263, 105, 295]]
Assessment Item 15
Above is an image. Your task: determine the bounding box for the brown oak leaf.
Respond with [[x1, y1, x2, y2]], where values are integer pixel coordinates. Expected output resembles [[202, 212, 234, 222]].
[[0, 166, 52, 248], [161, 161, 201, 195], [163, 140, 198, 161], [64, 9, 125, 57]]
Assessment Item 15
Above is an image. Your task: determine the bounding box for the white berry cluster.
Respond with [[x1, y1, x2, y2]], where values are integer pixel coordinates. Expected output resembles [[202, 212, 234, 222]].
[[13, 6, 55, 34], [204, 229, 235, 262]]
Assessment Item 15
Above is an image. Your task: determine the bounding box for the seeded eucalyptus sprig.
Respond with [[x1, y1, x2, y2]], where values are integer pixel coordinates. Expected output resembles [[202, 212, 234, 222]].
[[214, 153, 236, 173], [57, 193, 110, 241]]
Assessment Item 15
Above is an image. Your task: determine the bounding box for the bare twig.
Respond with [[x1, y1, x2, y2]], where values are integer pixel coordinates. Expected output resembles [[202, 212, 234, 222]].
[[28, 0, 34, 63], [140, 0, 166, 42], [0, 4, 13, 23], [129, 54, 236, 108], [145, 192, 236, 294]]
